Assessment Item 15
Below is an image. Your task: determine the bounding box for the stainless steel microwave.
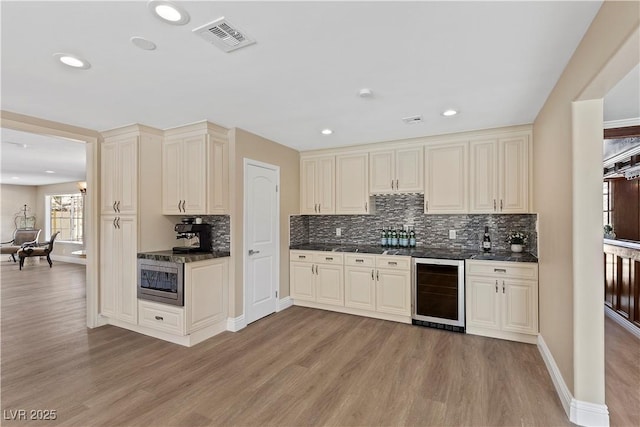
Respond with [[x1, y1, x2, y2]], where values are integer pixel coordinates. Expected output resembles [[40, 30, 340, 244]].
[[137, 259, 184, 306]]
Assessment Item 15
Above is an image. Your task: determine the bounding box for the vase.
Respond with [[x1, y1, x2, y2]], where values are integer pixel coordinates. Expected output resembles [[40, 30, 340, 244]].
[[510, 244, 523, 253]]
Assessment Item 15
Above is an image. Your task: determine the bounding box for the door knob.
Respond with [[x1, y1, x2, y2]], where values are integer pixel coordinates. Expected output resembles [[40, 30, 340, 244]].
[[248, 249, 260, 255]]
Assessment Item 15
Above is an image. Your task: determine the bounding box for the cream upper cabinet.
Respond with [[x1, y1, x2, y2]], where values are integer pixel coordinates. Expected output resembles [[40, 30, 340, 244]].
[[336, 152, 370, 214], [101, 136, 138, 215], [300, 156, 335, 214], [470, 135, 529, 213], [424, 142, 468, 214], [163, 122, 229, 215], [466, 260, 538, 343], [369, 147, 423, 194]]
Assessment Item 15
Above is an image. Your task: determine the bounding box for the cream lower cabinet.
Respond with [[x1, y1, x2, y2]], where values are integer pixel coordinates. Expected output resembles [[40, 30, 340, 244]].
[[466, 260, 538, 343], [137, 258, 229, 344], [290, 251, 344, 306], [100, 215, 138, 324], [292, 251, 411, 323]]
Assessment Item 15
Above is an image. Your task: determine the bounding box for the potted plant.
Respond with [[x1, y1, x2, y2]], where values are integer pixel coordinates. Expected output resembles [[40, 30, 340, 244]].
[[604, 224, 616, 239], [506, 231, 528, 253]]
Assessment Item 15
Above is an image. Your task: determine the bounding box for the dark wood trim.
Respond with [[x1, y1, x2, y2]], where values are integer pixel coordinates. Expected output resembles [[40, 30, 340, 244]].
[[604, 125, 640, 139]]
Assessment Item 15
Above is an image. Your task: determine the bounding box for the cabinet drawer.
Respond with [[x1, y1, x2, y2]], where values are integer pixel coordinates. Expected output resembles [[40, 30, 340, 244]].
[[290, 250, 314, 263], [466, 260, 538, 280], [344, 254, 376, 267], [314, 252, 344, 265], [376, 256, 411, 270], [138, 300, 185, 335]]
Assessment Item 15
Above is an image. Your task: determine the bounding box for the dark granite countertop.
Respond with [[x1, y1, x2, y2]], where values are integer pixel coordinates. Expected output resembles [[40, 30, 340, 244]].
[[289, 243, 538, 263], [137, 250, 231, 263]]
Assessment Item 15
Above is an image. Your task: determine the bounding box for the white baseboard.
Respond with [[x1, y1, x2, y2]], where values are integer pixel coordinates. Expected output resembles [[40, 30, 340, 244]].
[[226, 314, 246, 332], [51, 254, 86, 265], [277, 296, 293, 312], [605, 306, 640, 339], [537, 335, 609, 427]]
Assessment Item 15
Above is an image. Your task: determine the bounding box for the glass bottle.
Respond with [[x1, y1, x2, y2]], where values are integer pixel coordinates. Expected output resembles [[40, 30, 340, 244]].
[[380, 228, 387, 247], [390, 227, 398, 247], [482, 226, 492, 252]]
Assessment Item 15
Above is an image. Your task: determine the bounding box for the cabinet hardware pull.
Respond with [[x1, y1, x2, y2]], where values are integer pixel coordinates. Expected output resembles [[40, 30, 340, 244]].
[[376, 271, 379, 281], [311, 265, 314, 273], [356, 259, 364, 263], [113, 201, 117, 213], [391, 180, 394, 190], [425, 201, 428, 212], [177, 201, 181, 212], [365, 202, 368, 212], [493, 199, 497, 211], [502, 281, 505, 293], [315, 265, 318, 274], [388, 261, 397, 266], [182, 200, 186, 212], [116, 217, 120, 229], [318, 204, 321, 213], [116, 201, 120, 213], [494, 268, 507, 273], [299, 255, 306, 259], [154, 316, 164, 321], [314, 204, 317, 213], [113, 218, 117, 229], [500, 199, 503, 211], [325, 257, 333, 261], [495, 280, 498, 293], [396, 179, 399, 189], [372, 270, 374, 280]]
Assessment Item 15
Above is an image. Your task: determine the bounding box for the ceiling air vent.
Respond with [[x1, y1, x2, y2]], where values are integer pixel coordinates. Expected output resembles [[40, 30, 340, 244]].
[[193, 17, 256, 52], [402, 115, 423, 124]]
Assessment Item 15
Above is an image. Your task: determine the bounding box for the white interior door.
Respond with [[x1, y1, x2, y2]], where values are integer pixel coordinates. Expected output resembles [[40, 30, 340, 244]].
[[245, 160, 279, 324]]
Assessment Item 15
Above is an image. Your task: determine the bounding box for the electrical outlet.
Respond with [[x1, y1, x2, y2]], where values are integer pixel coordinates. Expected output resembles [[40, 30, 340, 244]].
[[449, 230, 456, 239], [336, 228, 342, 237]]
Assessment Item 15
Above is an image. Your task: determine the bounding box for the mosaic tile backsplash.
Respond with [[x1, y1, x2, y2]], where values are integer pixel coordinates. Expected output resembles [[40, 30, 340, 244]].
[[200, 215, 231, 251], [290, 194, 537, 254]]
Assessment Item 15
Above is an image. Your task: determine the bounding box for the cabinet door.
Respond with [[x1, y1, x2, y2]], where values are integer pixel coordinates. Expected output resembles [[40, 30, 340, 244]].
[[118, 216, 138, 324], [300, 159, 318, 214], [345, 266, 376, 311], [162, 139, 183, 215], [336, 153, 370, 214], [117, 137, 139, 214], [425, 142, 468, 213], [376, 268, 410, 316], [469, 139, 498, 213], [317, 156, 335, 214], [186, 259, 228, 332], [499, 136, 529, 213], [100, 141, 119, 214], [100, 216, 118, 318], [208, 137, 229, 214], [396, 147, 424, 193], [501, 279, 538, 335], [290, 261, 315, 301], [369, 150, 394, 194], [182, 135, 207, 214], [316, 264, 344, 306], [466, 276, 500, 330]]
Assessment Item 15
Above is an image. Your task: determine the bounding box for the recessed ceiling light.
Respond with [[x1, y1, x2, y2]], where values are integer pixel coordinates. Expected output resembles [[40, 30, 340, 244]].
[[358, 88, 373, 98], [11, 177, 19, 180], [442, 109, 458, 117], [45, 170, 55, 174], [130, 36, 157, 51], [53, 53, 91, 70], [148, 0, 190, 25], [321, 129, 333, 135]]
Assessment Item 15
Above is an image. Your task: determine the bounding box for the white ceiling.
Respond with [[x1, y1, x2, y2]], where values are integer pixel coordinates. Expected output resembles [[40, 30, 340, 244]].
[[1, 1, 636, 187]]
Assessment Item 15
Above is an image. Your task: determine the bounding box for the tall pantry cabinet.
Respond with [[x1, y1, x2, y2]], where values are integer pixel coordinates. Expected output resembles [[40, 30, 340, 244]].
[[99, 125, 175, 325]]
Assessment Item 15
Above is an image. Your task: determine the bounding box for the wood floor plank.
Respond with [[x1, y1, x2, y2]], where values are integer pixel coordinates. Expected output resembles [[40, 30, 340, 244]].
[[3, 260, 630, 426]]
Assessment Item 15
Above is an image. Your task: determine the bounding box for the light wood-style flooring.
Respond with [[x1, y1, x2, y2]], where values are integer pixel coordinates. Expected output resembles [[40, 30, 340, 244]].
[[2, 260, 627, 426]]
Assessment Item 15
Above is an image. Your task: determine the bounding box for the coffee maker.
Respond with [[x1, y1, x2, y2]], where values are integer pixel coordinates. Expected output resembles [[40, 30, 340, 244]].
[[173, 222, 212, 254]]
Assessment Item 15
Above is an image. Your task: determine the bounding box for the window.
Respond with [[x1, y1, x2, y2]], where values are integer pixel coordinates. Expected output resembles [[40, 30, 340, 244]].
[[603, 181, 612, 227], [47, 193, 84, 243]]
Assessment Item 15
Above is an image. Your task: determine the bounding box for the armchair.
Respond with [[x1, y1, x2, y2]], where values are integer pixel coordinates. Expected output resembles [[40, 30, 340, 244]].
[[0, 229, 41, 262], [17, 231, 60, 270]]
